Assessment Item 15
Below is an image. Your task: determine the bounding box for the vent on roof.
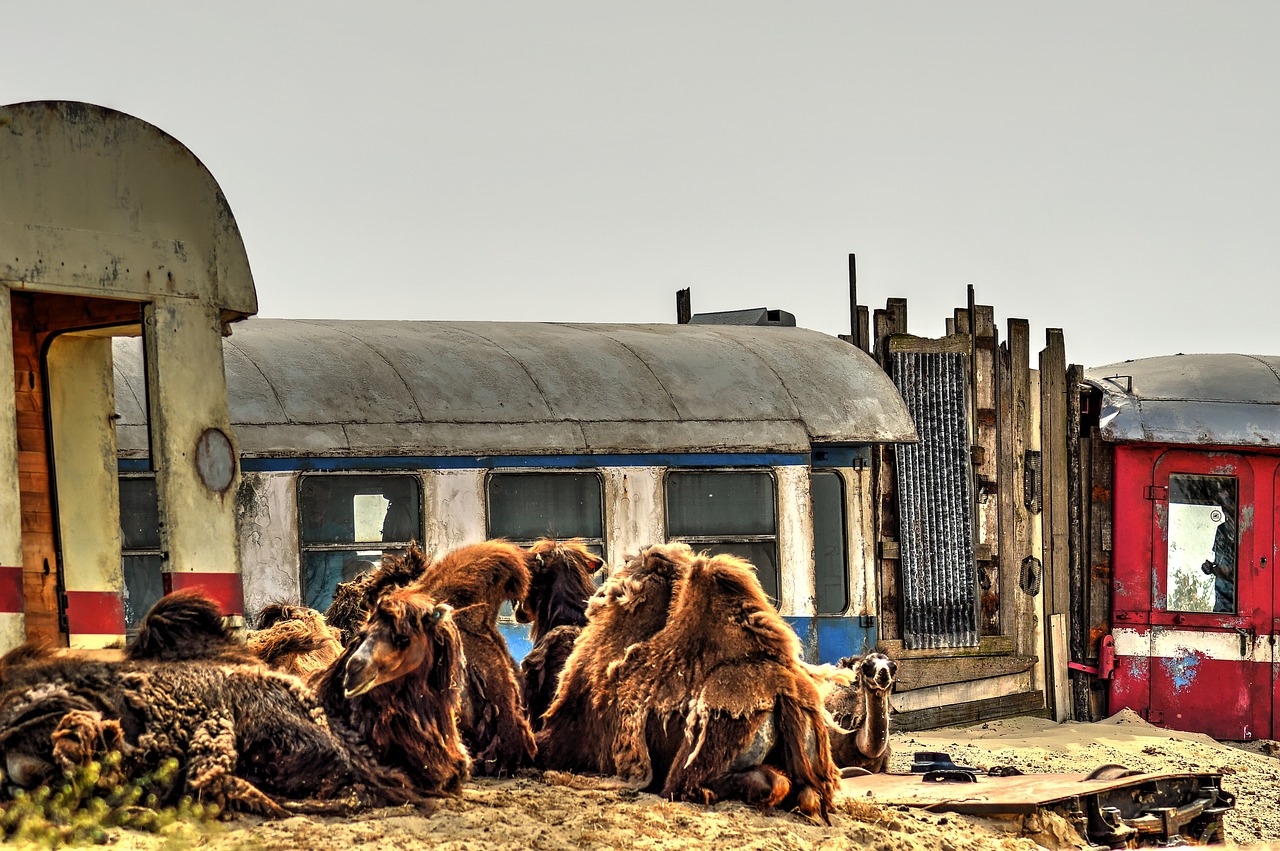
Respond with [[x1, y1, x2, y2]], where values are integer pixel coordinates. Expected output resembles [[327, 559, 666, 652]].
[[688, 308, 796, 327]]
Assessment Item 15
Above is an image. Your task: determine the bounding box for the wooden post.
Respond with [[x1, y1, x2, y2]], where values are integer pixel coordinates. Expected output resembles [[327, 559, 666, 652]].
[[1001, 320, 1038, 664], [848, 254, 859, 349], [1040, 328, 1070, 720], [973, 305, 1000, 635], [676, 288, 691, 325]]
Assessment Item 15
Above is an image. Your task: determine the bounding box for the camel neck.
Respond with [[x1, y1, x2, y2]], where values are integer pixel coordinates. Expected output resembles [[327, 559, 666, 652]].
[[855, 685, 890, 757]]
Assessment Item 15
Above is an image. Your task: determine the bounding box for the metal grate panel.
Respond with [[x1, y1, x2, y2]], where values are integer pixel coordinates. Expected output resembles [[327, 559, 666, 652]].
[[891, 350, 978, 649]]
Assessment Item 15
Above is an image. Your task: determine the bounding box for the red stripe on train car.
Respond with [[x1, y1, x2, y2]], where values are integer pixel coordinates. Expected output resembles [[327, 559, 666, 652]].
[[163, 572, 245, 616], [64, 590, 125, 635], [0, 566, 22, 613]]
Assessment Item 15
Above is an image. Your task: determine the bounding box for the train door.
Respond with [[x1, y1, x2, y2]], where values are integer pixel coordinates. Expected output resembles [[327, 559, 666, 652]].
[[1148, 450, 1271, 740]]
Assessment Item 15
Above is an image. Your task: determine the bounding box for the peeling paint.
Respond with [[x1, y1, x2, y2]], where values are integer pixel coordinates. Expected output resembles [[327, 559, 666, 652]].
[[1161, 652, 1202, 692]]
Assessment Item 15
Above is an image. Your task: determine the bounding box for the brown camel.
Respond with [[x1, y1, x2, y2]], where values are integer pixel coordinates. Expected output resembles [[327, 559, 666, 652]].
[[516, 538, 602, 730], [608, 553, 841, 821], [818, 653, 897, 774], [537, 543, 693, 775]]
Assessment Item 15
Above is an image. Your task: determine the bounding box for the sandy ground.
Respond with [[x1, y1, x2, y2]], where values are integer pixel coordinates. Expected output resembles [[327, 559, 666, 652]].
[[105, 710, 1280, 851]]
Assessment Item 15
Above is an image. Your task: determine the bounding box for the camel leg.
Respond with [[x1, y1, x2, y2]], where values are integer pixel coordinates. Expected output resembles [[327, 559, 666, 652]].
[[186, 715, 289, 818]]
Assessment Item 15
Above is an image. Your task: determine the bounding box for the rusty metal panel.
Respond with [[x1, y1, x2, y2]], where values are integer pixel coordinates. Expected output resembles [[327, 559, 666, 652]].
[[892, 350, 977, 649], [1086, 353, 1280, 447]]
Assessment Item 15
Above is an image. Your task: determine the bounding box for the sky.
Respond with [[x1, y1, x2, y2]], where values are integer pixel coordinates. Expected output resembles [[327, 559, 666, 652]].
[[6, 2, 1279, 368]]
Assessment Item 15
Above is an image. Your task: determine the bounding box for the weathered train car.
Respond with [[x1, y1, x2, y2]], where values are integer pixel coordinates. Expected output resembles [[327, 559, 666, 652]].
[[111, 317, 916, 661], [1079, 354, 1280, 740], [0, 101, 256, 651]]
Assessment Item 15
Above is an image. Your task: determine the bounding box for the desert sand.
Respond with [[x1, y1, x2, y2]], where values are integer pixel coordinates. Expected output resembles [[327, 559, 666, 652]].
[[107, 710, 1280, 850]]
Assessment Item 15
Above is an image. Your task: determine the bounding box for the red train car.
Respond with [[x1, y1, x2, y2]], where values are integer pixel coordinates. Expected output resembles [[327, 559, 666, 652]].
[[1084, 354, 1280, 740]]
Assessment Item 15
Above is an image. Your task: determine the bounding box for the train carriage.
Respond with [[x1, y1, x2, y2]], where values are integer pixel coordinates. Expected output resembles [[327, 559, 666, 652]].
[[1082, 354, 1280, 740], [112, 317, 917, 662]]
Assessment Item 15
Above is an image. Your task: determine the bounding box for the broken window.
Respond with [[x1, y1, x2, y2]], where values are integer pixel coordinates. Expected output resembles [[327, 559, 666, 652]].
[[299, 474, 422, 611], [1166, 474, 1237, 614]]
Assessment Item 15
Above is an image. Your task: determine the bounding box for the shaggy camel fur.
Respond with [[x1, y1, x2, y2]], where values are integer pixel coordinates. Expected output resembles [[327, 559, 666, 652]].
[[516, 539, 602, 730], [325, 552, 428, 643], [403, 541, 537, 775], [817, 653, 897, 774], [249, 604, 344, 679], [537, 543, 693, 775], [608, 553, 840, 822], [0, 595, 420, 815], [313, 584, 471, 796]]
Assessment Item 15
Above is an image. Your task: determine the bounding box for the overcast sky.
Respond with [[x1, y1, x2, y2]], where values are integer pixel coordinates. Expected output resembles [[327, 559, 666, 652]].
[[7, 2, 1278, 368]]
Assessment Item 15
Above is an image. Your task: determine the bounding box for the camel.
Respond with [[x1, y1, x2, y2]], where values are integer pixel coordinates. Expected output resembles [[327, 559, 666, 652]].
[[0, 588, 472, 814], [516, 538, 602, 730], [537, 543, 692, 775], [818, 653, 897, 775], [0, 593, 423, 815], [248, 603, 344, 678], [607, 552, 840, 821], [384, 541, 538, 775], [313, 582, 471, 795]]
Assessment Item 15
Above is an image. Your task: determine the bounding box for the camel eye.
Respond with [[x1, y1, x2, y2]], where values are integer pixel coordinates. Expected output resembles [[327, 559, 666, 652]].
[[392, 633, 411, 650]]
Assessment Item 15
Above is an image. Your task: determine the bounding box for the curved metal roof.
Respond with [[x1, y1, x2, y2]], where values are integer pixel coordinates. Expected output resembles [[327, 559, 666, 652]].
[[114, 319, 916, 458], [1085, 353, 1280, 446], [1, 101, 256, 318]]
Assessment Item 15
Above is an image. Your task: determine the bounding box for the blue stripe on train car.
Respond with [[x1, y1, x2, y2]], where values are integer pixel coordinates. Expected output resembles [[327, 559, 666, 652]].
[[778, 617, 878, 664], [502, 617, 876, 666]]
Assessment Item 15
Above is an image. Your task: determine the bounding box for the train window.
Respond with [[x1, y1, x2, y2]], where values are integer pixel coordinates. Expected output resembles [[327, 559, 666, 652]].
[[119, 476, 164, 633], [665, 470, 779, 602], [811, 470, 849, 615], [299, 475, 422, 611], [486, 472, 605, 557], [1166, 474, 1237, 614]]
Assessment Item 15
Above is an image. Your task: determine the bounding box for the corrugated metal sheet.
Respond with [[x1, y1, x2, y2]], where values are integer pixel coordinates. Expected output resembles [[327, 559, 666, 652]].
[[114, 319, 919, 458], [892, 350, 978, 649], [1086, 353, 1280, 447]]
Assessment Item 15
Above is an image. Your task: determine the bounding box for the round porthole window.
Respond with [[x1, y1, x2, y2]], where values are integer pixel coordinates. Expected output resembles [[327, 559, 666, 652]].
[[195, 428, 236, 493]]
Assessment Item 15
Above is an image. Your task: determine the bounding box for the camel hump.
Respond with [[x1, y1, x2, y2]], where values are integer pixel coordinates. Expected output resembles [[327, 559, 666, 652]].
[[126, 589, 248, 663]]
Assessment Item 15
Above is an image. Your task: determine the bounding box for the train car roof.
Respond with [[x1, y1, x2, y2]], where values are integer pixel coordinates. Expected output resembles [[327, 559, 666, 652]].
[[1085, 353, 1280, 447], [113, 318, 917, 458]]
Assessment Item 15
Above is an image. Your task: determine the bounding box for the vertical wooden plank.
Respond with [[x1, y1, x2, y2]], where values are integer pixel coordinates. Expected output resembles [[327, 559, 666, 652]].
[[856, 306, 871, 354], [1005, 320, 1037, 663], [1040, 328, 1069, 720], [974, 306, 1000, 635], [874, 298, 909, 642], [10, 295, 61, 645], [1087, 426, 1114, 720], [1066, 362, 1091, 720]]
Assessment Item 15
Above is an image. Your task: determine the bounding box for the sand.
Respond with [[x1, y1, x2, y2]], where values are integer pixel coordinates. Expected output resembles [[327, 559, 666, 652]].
[[105, 711, 1280, 850]]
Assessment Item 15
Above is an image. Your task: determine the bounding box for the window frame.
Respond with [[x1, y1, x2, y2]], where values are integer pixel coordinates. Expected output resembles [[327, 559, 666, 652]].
[[663, 467, 780, 599], [810, 468, 850, 616], [483, 468, 607, 554], [117, 472, 164, 633], [296, 471, 425, 608]]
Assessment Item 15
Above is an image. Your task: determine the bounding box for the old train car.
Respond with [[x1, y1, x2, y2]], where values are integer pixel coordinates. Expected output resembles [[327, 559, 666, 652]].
[[1080, 354, 1280, 740], [111, 317, 917, 662], [0, 101, 256, 651]]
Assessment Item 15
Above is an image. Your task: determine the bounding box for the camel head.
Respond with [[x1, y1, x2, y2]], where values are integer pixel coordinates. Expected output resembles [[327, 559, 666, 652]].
[[514, 539, 603, 643], [853, 653, 897, 692], [343, 587, 459, 699]]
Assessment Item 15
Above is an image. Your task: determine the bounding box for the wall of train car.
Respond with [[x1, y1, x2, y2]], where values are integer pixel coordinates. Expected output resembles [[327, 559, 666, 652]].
[[232, 455, 876, 663]]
